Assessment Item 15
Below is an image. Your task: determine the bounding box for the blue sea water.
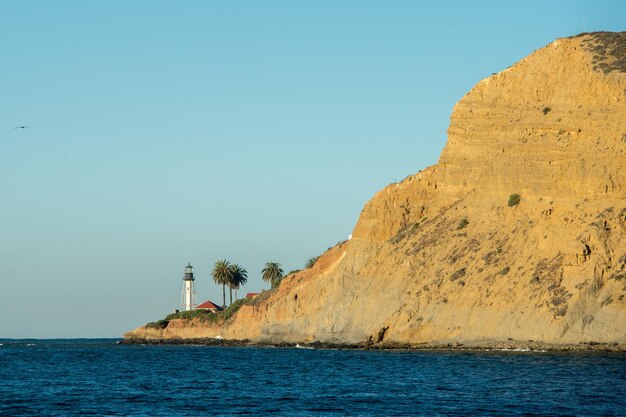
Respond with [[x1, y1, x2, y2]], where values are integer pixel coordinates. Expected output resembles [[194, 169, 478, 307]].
[[0, 339, 624, 416]]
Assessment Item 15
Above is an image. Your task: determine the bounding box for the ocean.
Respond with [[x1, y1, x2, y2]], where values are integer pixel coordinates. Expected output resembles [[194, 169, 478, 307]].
[[0, 339, 624, 416]]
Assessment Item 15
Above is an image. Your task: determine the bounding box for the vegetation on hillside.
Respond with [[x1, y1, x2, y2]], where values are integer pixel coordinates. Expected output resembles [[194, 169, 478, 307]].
[[579, 31, 626, 74], [145, 297, 252, 329], [508, 194, 521, 207]]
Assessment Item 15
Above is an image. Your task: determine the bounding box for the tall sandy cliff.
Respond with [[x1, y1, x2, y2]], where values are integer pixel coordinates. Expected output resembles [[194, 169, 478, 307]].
[[126, 32, 626, 346]]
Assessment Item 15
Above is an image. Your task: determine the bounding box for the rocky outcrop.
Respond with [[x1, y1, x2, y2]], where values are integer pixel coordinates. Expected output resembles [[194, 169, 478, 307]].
[[125, 318, 222, 340], [126, 32, 626, 347]]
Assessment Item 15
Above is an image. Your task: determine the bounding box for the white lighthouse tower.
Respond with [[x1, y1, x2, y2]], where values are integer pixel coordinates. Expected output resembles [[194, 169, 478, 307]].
[[180, 262, 196, 311]]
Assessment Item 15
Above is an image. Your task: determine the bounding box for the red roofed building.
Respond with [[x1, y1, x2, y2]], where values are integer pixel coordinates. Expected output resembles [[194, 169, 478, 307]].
[[195, 300, 223, 312], [246, 292, 261, 299]]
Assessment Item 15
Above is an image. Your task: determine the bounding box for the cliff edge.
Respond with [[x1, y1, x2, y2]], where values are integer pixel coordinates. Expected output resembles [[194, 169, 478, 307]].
[[126, 32, 626, 347]]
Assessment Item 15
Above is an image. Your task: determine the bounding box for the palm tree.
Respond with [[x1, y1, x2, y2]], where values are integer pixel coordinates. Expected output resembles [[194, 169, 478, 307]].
[[211, 259, 232, 309], [229, 264, 248, 301], [305, 256, 319, 269], [262, 262, 284, 289]]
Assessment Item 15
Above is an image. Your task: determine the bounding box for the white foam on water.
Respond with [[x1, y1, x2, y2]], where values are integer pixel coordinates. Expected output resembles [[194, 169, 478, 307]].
[[497, 348, 547, 353], [295, 343, 314, 350]]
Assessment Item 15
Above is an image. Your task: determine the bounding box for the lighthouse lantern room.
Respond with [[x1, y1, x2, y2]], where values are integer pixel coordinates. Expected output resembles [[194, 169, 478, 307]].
[[181, 262, 197, 311]]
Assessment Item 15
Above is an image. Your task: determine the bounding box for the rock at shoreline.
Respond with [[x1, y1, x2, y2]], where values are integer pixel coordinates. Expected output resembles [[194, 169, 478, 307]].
[[119, 337, 626, 352]]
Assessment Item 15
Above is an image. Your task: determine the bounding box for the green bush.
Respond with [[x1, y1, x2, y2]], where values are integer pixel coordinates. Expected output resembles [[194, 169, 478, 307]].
[[145, 319, 169, 329], [165, 309, 213, 321], [508, 194, 521, 207], [271, 277, 282, 289], [247, 289, 274, 307], [390, 222, 420, 244], [145, 296, 257, 329], [222, 297, 250, 320], [450, 268, 466, 282], [457, 218, 469, 230]]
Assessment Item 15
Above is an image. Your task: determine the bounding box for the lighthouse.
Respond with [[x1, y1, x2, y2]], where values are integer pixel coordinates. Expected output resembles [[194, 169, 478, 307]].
[[180, 263, 196, 311]]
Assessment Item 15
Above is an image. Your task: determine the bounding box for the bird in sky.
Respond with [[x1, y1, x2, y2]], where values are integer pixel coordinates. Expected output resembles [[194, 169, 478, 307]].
[[14, 125, 30, 129]]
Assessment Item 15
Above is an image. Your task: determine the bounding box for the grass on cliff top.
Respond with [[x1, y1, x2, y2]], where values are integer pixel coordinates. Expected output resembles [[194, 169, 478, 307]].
[[578, 31, 626, 74], [145, 298, 251, 330]]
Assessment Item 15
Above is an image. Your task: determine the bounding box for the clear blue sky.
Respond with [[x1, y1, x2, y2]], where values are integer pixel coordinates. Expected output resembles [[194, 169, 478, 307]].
[[1, 1, 623, 338]]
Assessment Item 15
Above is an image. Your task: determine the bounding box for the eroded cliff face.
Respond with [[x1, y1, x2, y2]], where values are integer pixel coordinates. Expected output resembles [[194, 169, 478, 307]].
[[126, 33, 626, 346], [125, 318, 222, 340]]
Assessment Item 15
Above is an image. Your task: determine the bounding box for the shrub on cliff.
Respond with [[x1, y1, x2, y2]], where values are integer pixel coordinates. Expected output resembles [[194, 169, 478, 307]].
[[165, 309, 213, 321], [145, 319, 169, 329], [390, 222, 420, 244], [222, 298, 250, 321], [450, 268, 466, 282], [157, 298, 252, 326], [508, 194, 521, 207]]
